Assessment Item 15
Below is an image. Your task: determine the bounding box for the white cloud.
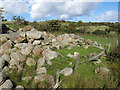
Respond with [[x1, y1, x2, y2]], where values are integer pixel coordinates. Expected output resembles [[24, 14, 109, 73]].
[[96, 10, 118, 22], [0, 0, 30, 15], [29, 0, 98, 20]]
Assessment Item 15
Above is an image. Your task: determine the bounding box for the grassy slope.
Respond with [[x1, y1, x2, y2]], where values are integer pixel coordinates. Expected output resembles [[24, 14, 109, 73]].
[[46, 34, 118, 88]]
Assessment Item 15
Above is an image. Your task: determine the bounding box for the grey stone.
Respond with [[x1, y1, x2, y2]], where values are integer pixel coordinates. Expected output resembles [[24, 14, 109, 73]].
[[42, 49, 58, 60], [26, 58, 36, 66], [26, 30, 42, 39], [95, 67, 110, 74], [0, 79, 13, 89], [0, 58, 5, 71], [0, 72, 4, 85], [16, 85, 24, 89], [10, 52, 26, 62], [60, 67, 73, 76], [1, 54, 10, 62], [36, 67, 47, 74], [37, 57, 45, 67]]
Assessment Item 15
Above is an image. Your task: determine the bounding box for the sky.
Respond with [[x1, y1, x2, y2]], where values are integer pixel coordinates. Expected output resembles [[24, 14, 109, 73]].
[[0, 0, 119, 22]]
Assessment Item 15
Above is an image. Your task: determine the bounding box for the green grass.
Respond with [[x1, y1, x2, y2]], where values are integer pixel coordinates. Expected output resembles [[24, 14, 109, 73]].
[[76, 25, 109, 32]]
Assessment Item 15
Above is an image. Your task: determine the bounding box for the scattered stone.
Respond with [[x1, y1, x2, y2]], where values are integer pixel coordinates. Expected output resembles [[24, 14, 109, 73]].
[[16, 85, 24, 89], [37, 57, 45, 67], [15, 43, 33, 55], [95, 67, 110, 74], [67, 52, 79, 59], [32, 45, 42, 56], [36, 67, 47, 74], [26, 58, 36, 66], [14, 36, 26, 43], [0, 79, 13, 89], [85, 39, 93, 45], [1, 54, 10, 62], [84, 45, 89, 49], [67, 46, 73, 49], [33, 40, 41, 45], [42, 49, 58, 60], [0, 72, 5, 85], [0, 37, 7, 43], [1, 40, 12, 54], [26, 30, 42, 39], [60, 67, 73, 76], [0, 58, 5, 71], [10, 52, 26, 62]]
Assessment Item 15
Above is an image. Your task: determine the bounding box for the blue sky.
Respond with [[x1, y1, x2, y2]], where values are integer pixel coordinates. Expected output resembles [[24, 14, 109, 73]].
[[0, 0, 119, 22]]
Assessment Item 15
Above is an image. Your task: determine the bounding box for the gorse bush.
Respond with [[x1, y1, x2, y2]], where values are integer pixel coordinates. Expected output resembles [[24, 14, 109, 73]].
[[92, 29, 107, 35]]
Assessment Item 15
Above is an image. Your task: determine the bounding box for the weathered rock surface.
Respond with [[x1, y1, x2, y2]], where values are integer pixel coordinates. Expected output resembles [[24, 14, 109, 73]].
[[16, 85, 24, 89], [32, 45, 42, 56], [42, 49, 58, 60], [1, 54, 10, 62], [37, 57, 45, 67], [0, 58, 5, 71], [36, 67, 47, 74], [26, 30, 42, 39], [0, 79, 13, 89], [0, 72, 5, 85], [10, 52, 26, 62], [60, 67, 73, 76], [26, 58, 36, 66], [95, 67, 110, 74], [0, 40, 12, 54]]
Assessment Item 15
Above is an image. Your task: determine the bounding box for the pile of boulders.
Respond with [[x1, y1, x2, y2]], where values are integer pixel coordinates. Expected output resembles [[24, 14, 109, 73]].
[[0, 27, 105, 89]]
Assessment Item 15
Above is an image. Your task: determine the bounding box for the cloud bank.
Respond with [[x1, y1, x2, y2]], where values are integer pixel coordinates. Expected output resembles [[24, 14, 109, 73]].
[[0, 0, 118, 22]]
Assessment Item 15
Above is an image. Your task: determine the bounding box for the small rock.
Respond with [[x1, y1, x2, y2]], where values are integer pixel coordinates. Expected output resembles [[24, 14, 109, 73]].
[[84, 45, 89, 49], [95, 67, 110, 74], [36, 67, 47, 74], [10, 52, 26, 62], [0, 58, 5, 71], [26, 30, 42, 39], [0, 72, 5, 85], [33, 40, 41, 45], [37, 57, 45, 67], [26, 58, 36, 66], [14, 36, 26, 43], [0, 79, 13, 89], [42, 49, 58, 60], [1, 40, 12, 54], [0, 37, 7, 43], [85, 39, 93, 45], [67, 46, 73, 49], [32, 45, 42, 56], [16, 85, 24, 89], [1, 54, 10, 62], [60, 67, 73, 76]]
